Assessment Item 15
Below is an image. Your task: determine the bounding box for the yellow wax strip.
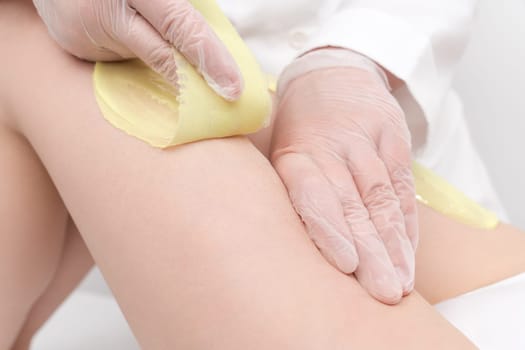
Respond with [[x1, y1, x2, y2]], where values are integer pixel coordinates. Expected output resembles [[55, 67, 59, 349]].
[[413, 162, 499, 230], [93, 0, 272, 148]]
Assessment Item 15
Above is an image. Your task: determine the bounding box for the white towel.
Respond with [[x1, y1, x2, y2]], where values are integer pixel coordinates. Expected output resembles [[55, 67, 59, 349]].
[[435, 272, 525, 349]]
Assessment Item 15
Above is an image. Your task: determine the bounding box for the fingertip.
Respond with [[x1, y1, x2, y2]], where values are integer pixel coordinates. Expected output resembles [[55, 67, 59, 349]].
[[318, 239, 359, 274], [355, 262, 403, 305], [372, 283, 403, 305], [203, 68, 244, 101], [392, 240, 416, 295], [402, 279, 415, 297], [335, 248, 359, 274], [199, 39, 244, 101], [396, 265, 415, 296]]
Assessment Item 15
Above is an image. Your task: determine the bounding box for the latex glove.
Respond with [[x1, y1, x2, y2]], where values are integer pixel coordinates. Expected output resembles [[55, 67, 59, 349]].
[[271, 49, 418, 304], [32, 0, 243, 100]]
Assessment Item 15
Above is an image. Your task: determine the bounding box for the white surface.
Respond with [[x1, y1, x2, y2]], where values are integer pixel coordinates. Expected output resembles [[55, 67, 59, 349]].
[[435, 272, 525, 349], [453, 0, 525, 229], [32, 291, 139, 349], [80, 266, 112, 295]]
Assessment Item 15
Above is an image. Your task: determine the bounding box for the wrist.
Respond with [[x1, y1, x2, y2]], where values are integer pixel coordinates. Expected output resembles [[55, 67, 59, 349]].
[[277, 47, 391, 98]]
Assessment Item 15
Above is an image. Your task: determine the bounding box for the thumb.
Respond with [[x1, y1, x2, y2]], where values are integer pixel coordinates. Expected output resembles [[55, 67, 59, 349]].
[[117, 11, 181, 88]]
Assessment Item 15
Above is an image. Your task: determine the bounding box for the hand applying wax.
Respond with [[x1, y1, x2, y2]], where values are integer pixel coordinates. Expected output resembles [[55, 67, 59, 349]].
[[271, 48, 418, 304], [32, 0, 243, 101]]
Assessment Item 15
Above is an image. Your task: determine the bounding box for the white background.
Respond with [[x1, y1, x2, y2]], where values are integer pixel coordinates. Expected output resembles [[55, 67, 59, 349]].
[[454, 0, 525, 230]]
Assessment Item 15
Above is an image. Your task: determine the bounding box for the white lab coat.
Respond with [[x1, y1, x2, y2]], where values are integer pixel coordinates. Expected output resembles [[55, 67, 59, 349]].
[[218, 0, 507, 219]]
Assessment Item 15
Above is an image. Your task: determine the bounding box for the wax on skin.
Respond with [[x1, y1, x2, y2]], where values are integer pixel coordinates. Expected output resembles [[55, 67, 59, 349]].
[[93, 0, 272, 148], [413, 162, 499, 230]]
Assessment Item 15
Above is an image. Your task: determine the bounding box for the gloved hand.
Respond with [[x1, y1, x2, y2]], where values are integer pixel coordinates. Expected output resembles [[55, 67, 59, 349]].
[[271, 48, 418, 304], [32, 0, 243, 101]]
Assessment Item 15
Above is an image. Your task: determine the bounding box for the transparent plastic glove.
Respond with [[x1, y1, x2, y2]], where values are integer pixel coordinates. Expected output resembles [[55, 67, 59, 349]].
[[32, 0, 243, 100], [271, 49, 418, 304]]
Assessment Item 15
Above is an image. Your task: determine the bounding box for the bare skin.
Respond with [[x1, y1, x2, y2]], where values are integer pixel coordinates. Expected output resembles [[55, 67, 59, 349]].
[[10, 222, 93, 350], [1, 1, 524, 349]]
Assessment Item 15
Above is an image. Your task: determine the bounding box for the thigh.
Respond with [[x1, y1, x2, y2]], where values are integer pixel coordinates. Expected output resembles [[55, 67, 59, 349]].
[[0, 126, 67, 287], [416, 204, 525, 304], [0, 124, 68, 346]]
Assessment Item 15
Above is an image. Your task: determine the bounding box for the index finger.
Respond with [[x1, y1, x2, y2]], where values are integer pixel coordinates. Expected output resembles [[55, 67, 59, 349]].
[[129, 0, 243, 101]]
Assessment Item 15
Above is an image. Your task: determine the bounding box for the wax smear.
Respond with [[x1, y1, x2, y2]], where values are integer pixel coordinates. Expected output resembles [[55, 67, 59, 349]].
[[413, 162, 499, 230]]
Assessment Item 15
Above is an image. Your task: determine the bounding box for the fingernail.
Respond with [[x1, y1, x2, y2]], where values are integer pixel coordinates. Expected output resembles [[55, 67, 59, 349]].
[[203, 72, 244, 101]]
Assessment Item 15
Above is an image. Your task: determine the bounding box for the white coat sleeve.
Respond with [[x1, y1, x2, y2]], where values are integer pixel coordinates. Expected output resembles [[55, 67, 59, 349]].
[[299, 0, 479, 131]]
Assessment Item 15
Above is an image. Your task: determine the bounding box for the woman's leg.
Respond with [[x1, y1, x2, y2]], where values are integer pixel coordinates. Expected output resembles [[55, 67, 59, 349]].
[[11, 206, 525, 347], [415, 205, 525, 304], [1, 2, 475, 348], [0, 126, 68, 349], [10, 220, 94, 350]]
